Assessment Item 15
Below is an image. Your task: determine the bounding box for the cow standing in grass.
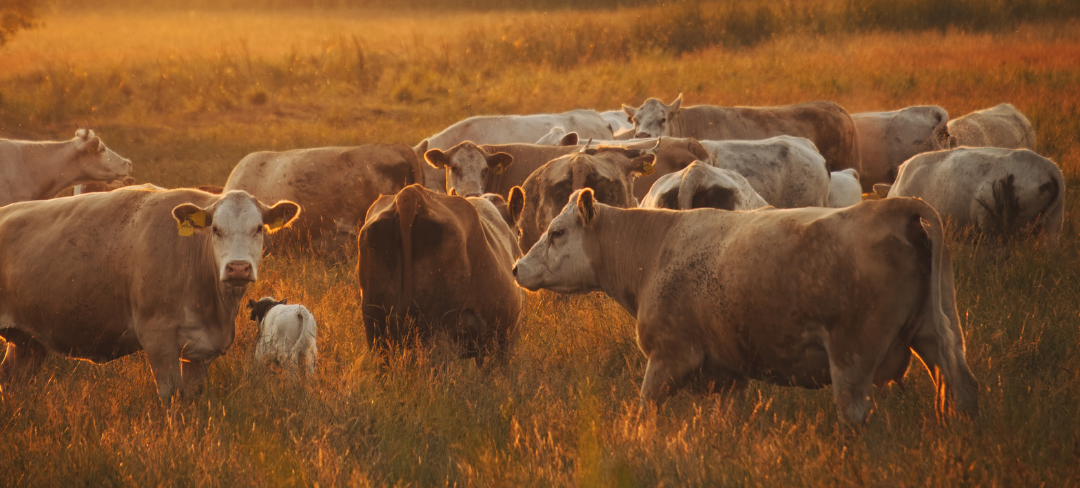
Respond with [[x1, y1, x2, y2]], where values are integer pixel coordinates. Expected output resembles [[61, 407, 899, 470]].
[[1, 129, 132, 206]]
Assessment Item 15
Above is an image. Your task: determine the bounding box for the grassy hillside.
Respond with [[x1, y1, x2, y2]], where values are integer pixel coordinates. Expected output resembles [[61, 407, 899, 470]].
[[1, 5, 1079, 486]]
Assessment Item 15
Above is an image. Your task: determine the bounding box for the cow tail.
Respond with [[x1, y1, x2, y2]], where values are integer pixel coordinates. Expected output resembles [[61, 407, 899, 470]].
[[396, 187, 420, 313], [975, 174, 1021, 235], [1038, 167, 1064, 249], [677, 166, 702, 210]]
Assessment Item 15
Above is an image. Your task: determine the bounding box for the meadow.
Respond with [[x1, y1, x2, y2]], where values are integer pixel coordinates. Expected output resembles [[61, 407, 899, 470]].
[[1, 2, 1080, 486]]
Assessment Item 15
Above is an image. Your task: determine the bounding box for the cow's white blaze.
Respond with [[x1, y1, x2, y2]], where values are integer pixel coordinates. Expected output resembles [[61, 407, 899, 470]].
[[208, 193, 268, 283], [514, 191, 599, 293]]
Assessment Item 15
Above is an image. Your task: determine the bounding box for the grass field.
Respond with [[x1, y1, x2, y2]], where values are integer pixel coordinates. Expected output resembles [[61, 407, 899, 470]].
[[1, 4, 1080, 486]]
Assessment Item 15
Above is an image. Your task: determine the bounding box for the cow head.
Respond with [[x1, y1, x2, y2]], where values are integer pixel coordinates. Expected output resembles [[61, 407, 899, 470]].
[[514, 189, 601, 293], [247, 296, 286, 324], [425, 142, 513, 198], [534, 126, 579, 146], [622, 94, 682, 138], [172, 191, 300, 286], [72, 129, 133, 181]]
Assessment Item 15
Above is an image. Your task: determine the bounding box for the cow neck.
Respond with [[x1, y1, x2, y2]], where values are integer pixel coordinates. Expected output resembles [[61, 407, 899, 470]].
[[590, 206, 676, 318], [187, 234, 247, 331], [23, 140, 86, 200]]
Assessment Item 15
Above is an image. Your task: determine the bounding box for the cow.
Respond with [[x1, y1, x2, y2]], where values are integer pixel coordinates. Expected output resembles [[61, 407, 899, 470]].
[[247, 297, 318, 375], [699, 136, 830, 208], [598, 110, 636, 139], [828, 169, 863, 208], [509, 144, 657, 252], [622, 95, 861, 172], [512, 189, 979, 424], [947, 103, 1037, 150], [640, 161, 767, 211], [424, 137, 708, 202], [853, 106, 951, 191], [534, 126, 580, 146], [1, 129, 132, 207], [414, 109, 614, 154], [223, 144, 424, 249], [68, 176, 138, 196], [878, 147, 1064, 248], [359, 185, 524, 366], [0, 188, 300, 404]]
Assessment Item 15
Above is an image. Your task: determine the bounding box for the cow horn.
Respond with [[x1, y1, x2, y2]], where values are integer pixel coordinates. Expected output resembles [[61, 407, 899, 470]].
[[579, 138, 594, 153]]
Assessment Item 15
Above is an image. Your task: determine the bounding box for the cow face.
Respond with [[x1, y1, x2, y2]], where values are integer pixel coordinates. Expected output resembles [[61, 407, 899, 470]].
[[173, 191, 300, 286], [514, 189, 600, 293], [622, 95, 682, 138], [72, 129, 133, 181], [425, 142, 513, 197], [247, 296, 286, 324]]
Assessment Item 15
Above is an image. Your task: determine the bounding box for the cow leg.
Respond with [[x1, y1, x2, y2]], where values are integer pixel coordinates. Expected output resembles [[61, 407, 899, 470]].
[[639, 346, 705, 407], [688, 362, 746, 398], [180, 359, 209, 400], [826, 337, 883, 426], [0, 329, 48, 381]]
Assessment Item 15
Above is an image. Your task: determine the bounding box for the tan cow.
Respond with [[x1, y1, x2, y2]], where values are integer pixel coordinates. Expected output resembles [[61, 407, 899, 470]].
[[622, 95, 861, 172], [415, 109, 613, 153], [513, 189, 979, 424], [509, 145, 656, 252], [359, 185, 524, 365], [880, 147, 1064, 248], [0, 188, 300, 404], [640, 161, 767, 211], [947, 103, 1037, 150], [853, 106, 951, 191], [1, 129, 132, 206], [224, 144, 424, 249]]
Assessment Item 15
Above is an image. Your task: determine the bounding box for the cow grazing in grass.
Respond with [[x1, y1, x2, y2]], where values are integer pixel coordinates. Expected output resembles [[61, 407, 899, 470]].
[[640, 161, 767, 211], [247, 297, 318, 375], [1, 129, 132, 206], [828, 169, 863, 208], [700, 136, 830, 208], [853, 106, 952, 191], [947, 103, 1037, 150], [0, 188, 300, 404], [414, 109, 613, 154], [513, 189, 978, 424]]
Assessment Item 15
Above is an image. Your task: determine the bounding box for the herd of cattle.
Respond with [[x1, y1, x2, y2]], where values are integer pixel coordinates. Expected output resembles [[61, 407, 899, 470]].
[[0, 96, 1064, 425]]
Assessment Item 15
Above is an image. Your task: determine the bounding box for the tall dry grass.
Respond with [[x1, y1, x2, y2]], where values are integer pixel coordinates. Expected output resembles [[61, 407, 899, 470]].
[[0, 6, 1079, 486]]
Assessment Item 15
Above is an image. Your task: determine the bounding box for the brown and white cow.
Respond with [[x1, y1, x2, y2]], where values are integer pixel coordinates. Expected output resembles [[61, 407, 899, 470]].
[[1, 129, 132, 206], [224, 144, 424, 248], [853, 106, 952, 191], [509, 145, 657, 252], [359, 185, 524, 365], [622, 95, 861, 172], [879, 147, 1064, 248], [0, 188, 300, 404], [640, 161, 767, 211], [947, 103, 1037, 150], [513, 189, 978, 424]]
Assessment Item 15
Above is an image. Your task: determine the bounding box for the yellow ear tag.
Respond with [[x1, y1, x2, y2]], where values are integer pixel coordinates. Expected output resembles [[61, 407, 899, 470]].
[[189, 210, 206, 227], [492, 165, 506, 175], [641, 160, 655, 176], [178, 220, 194, 237], [270, 216, 285, 230]]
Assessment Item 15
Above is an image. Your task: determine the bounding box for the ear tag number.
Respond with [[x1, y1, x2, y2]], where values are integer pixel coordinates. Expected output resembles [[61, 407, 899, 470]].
[[189, 210, 206, 227], [642, 160, 655, 176]]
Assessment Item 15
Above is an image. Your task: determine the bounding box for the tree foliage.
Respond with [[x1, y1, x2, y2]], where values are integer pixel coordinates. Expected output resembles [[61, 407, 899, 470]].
[[0, 0, 38, 46]]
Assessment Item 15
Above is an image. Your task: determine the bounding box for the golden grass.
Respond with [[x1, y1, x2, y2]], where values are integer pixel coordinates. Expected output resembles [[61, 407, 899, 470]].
[[1, 6, 1080, 486]]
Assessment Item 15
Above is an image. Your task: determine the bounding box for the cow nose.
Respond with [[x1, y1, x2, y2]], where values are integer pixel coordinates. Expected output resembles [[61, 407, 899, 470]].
[[512, 265, 518, 278], [634, 132, 651, 139], [225, 261, 252, 281]]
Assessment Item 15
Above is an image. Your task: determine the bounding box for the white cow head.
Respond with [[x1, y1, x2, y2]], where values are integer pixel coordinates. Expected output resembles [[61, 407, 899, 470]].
[[172, 191, 300, 286], [425, 142, 513, 197], [72, 129, 133, 181], [513, 189, 601, 294], [622, 94, 682, 138]]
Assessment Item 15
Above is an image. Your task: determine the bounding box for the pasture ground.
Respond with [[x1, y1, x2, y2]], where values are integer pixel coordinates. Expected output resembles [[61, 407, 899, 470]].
[[1, 5, 1079, 486]]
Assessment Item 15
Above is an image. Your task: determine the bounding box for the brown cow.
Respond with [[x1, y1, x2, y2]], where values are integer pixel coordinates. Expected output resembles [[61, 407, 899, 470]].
[[223, 144, 424, 249], [359, 185, 524, 365], [622, 95, 861, 172], [0, 188, 300, 404], [510, 145, 656, 253], [513, 189, 978, 424]]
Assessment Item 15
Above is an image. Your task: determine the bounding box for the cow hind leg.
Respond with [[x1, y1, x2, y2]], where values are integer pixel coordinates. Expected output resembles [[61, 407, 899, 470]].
[[639, 346, 706, 408], [0, 329, 48, 382]]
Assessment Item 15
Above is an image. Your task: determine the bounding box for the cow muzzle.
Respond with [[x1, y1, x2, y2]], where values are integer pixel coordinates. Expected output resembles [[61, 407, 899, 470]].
[[224, 260, 254, 283], [634, 132, 652, 139]]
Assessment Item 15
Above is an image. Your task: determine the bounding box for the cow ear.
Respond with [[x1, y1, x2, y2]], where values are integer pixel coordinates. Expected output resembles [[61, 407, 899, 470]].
[[263, 200, 301, 233], [247, 299, 256, 309], [280, 299, 287, 305], [508, 186, 526, 225], [629, 154, 656, 177], [77, 136, 103, 153], [669, 93, 683, 113], [486, 152, 514, 175], [558, 132, 579, 146], [622, 104, 637, 121], [873, 184, 892, 199], [576, 188, 596, 224], [172, 203, 211, 236], [424, 149, 448, 169]]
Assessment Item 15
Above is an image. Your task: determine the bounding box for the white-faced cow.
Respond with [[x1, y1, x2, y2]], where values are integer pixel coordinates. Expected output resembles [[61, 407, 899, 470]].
[[880, 147, 1063, 248], [247, 297, 318, 375], [640, 161, 767, 211], [622, 95, 861, 172], [513, 189, 979, 424], [947, 103, 1037, 150], [509, 144, 657, 252], [1, 129, 132, 207], [700, 136, 830, 208], [359, 185, 524, 365], [853, 105, 951, 191], [828, 169, 863, 208], [414, 109, 613, 154], [0, 188, 300, 404], [223, 144, 424, 248]]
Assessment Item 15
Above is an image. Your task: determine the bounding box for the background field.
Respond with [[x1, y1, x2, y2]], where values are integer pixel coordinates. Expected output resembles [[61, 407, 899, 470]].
[[1, 2, 1080, 486]]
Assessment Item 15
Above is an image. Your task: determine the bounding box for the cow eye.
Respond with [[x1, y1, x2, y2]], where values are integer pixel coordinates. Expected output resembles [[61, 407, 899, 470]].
[[550, 229, 565, 239], [254, 226, 264, 235], [659, 117, 666, 124], [211, 225, 222, 236]]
